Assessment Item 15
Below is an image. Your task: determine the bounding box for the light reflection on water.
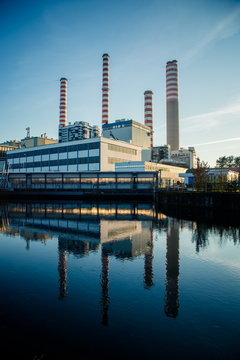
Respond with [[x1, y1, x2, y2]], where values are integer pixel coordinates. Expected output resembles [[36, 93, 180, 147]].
[[0, 202, 239, 359]]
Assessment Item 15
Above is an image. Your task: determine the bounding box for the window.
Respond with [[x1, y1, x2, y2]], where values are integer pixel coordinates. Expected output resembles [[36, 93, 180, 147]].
[[89, 156, 100, 163], [89, 142, 100, 149]]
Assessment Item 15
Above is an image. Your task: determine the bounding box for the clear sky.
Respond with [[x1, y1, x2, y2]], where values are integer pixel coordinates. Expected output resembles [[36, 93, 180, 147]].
[[1, 0, 240, 166]]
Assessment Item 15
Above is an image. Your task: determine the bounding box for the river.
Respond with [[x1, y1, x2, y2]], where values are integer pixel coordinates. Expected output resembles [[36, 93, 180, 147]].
[[0, 201, 239, 359]]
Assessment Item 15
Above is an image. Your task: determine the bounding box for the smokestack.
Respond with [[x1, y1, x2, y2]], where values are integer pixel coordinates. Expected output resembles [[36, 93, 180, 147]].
[[102, 53, 110, 126], [59, 77, 68, 127], [166, 60, 179, 151], [144, 90, 154, 147]]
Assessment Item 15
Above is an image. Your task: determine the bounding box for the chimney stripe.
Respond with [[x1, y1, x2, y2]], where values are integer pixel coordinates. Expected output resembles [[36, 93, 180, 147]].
[[102, 53, 110, 126], [59, 78, 68, 127], [144, 90, 154, 148]]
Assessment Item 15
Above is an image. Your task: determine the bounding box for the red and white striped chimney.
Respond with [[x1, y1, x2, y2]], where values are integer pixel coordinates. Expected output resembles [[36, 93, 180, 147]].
[[102, 53, 110, 125], [59, 77, 68, 127], [144, 90, 154, 147], [166, 60, 179, 150]]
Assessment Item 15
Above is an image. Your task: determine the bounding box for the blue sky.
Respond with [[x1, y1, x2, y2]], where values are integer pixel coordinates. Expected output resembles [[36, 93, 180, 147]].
[[1, 0, 240, 165]]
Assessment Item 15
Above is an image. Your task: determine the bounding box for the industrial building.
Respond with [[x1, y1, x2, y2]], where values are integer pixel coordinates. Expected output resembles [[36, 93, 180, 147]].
[[7, 137, 142, 173], [4, 52, 193, 191], [102, 119, 151, 148], [59, 121, 100, 143], [166, 60, 179, 151], [21, 134, 58, 148], [1, 134, 57, 149], [171, 147, 197, 169], [0, 144, 14, 172], [152, 145, 171, 162], [0, 140, 21, 149], [115, 161, 187, 185]]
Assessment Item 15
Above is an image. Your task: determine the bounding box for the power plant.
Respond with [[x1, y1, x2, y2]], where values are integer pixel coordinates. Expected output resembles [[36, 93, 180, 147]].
[[2, 53, 198, 176]]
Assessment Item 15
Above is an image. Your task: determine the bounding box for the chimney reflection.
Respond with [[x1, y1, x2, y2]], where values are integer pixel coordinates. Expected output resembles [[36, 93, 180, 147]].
[[101, 248, 110, 326], [58, 247, 68, 300], [144, 228, 154, 289], [165, 218, 180, 318]]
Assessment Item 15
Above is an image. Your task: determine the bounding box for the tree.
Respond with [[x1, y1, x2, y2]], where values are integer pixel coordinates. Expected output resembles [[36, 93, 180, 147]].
[[192, 159, 210, 190], [226, 156, 234, 167], [216, 156, 228, 168], [216, 155, 237, 168], [234, 156, 240, 168]]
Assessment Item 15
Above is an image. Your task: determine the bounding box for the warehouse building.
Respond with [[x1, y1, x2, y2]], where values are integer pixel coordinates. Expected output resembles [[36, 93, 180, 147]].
[[7, 137, 142, 173]]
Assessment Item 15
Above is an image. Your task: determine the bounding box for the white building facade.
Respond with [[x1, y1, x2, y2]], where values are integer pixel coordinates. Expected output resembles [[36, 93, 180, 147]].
[[7, 137, 142, 173]]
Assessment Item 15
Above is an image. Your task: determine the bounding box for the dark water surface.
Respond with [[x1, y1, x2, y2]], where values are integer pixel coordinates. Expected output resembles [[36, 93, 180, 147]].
[[0, 201, 239, 360]]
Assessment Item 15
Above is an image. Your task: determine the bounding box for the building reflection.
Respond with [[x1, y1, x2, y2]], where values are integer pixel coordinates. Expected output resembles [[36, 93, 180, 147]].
[[165, 218, 180, 318], [0, 202, 181, 324]]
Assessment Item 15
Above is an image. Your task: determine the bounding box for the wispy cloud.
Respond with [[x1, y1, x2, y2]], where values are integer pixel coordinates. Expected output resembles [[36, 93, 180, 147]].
[[182, 98, 240, 132], [183, 5, 240, 63], [184, 137, 240, 147]]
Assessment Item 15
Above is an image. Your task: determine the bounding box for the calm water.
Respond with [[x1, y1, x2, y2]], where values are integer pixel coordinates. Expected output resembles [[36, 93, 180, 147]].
[[0, 201, 239, 360]]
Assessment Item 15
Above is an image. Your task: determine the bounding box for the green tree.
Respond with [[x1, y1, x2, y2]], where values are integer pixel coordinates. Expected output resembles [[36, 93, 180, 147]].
[[226, 156, 234, 167], [216, 155, 235, 168], [216, 156, 228, 168], [234, 156, 240, 168], [192, 159, 210, 190]]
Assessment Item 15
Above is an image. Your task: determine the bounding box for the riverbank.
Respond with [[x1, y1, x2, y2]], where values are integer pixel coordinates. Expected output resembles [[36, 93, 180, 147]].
[[156, 190, 240, 225]]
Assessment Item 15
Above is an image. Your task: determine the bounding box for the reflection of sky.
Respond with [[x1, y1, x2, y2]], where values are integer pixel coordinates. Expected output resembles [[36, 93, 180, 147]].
[[180, 228, 240, 271]]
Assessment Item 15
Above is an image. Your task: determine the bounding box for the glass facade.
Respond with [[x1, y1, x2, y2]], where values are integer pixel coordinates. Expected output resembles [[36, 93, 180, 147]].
[[7, 142, 100, 171]]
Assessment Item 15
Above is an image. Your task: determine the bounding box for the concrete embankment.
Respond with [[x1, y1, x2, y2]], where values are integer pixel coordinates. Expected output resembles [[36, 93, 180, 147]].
[[157, 190, 240, 225]]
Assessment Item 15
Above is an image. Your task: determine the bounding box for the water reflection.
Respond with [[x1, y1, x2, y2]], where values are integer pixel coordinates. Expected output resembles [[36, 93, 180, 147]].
[[165, 218, 179, 318], [101, 247, 110, 326], [0, 201, 239, 328], [58, 248, 68, 300]]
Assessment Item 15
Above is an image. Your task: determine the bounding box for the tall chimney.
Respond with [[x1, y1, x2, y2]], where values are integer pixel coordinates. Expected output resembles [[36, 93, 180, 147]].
[[166, 60, 179, 150], [59, 77, 68, 127], [102, 53, 110, 126], [144, 90, 154, 147]]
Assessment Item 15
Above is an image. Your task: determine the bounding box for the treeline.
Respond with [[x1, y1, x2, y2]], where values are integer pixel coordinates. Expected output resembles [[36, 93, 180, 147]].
[[216, 155, 240, 168], [191, 160, 239, 191]]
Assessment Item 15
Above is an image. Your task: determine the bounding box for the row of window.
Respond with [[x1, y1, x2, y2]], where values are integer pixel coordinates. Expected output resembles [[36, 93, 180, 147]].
[[7, 142, 100, 159], [10, 157, 100, 169], [10, 176, 154, 184], [108, 144, 137, 155]]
